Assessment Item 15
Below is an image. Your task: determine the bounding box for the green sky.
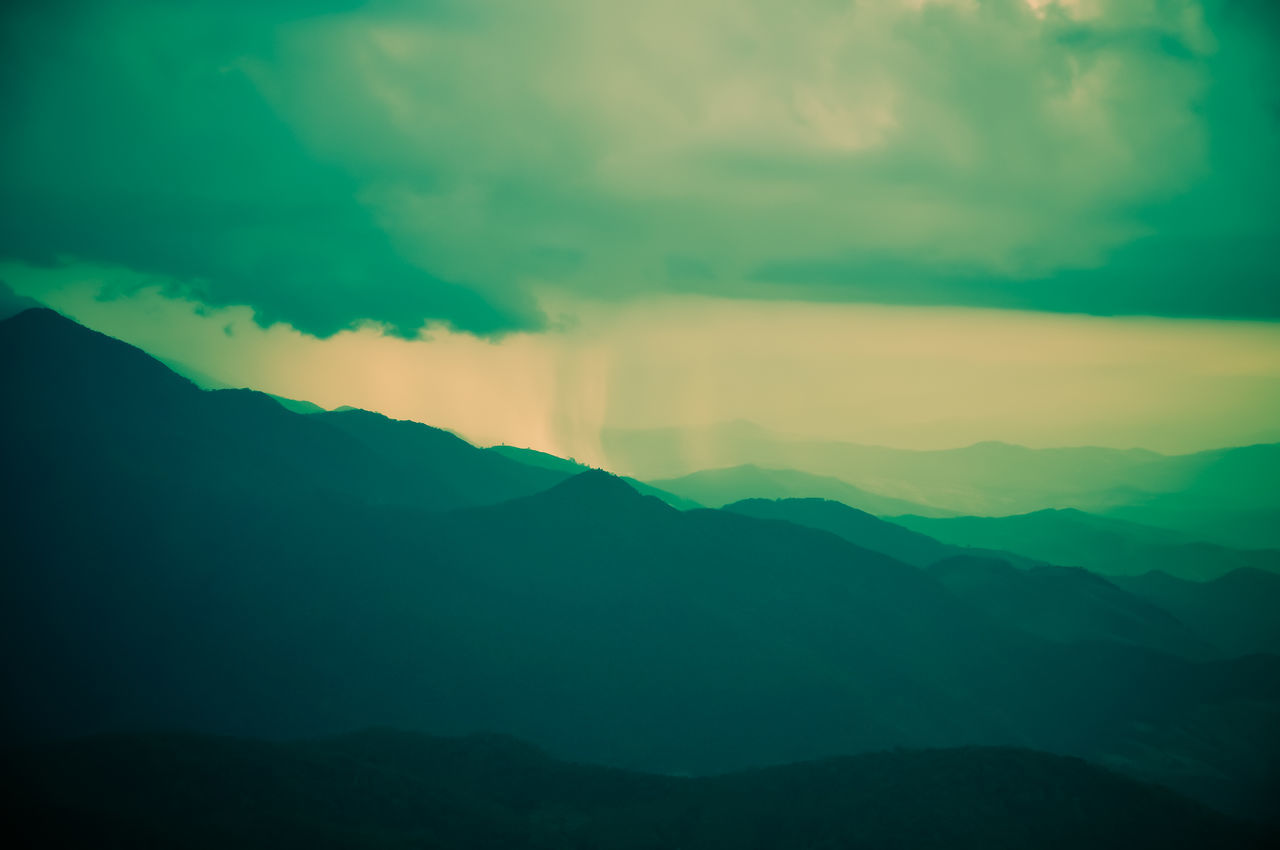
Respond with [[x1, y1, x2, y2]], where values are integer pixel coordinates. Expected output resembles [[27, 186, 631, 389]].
[[3, 0, 1279, 456]]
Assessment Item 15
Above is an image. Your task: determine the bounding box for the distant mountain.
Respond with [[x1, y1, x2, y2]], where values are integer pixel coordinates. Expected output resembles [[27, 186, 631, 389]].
[[891, 509, 1280, 581], [1103, 504, 1280, 551], [488, 444, 702, 509], [5, 730, 1267, 850], [1111, 569, 1280, 658], [602, 423, 1280, 528], [603, 423, 1170, 513], [5, 308, 1280, 818], [649, 464, 953, 516], [722, 499, 1214, 659], [723, 497, 971, 567]]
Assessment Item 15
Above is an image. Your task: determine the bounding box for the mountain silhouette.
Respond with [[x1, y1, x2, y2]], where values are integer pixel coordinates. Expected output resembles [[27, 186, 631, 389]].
[[603, 423, 1280, 532], [1112, 568, 1280, 658], [0, 307, 570, 514], [723, 499, 1214, 659], [891, 509, 1280, 581], [926, 556, 1215, 660], [5, 730, 1268, 850], [649, 463, 952, 516], [724, 497, 980, 566], [4, 308, 1280, 818]]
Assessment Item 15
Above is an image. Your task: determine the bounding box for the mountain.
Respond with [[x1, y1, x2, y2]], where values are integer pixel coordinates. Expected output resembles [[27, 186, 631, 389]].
[[1102, 504, 1280, 550], [602, 423, 1170, 513], [1111, 569, 1280, 658], [488, 444, 703, 509], [891, 509, 1280, 581], [268, 393, 326, 414], [722, 499, 1214, 660], [312, 406, 571, 510], [602, 424, 1280, 530], [0, 307, 568, 515], [5, 730, 1268, 850], [5, 308, 1280, 817], [649, 464, 953, 516], [926, 556, 1216, 660], [723, 497, 975, 566]]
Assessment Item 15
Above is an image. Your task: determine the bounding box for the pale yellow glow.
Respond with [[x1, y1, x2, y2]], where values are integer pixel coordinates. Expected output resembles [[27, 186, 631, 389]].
[[8, 263, 1280, 469]]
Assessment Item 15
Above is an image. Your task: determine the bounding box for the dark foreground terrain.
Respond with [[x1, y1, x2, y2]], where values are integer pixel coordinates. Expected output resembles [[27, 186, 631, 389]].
[[4, 729, 1270, 850]]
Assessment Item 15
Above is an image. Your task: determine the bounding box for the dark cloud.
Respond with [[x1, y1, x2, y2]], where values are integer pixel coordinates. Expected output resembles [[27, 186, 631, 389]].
[[1, 0, 1277, 334], [0, 1, 543, 337]]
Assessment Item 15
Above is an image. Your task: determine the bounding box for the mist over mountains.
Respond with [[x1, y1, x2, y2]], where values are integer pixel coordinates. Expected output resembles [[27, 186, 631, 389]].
[[601, 423, 1280, 548], [3, 307, 1279, 839]]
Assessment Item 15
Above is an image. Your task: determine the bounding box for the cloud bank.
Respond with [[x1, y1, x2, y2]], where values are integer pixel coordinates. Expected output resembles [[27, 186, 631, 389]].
[[1, 0, 1276, 336]]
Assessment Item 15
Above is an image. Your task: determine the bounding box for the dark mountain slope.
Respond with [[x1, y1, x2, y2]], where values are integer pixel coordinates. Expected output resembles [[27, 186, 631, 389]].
[[1111, 569, 1280, 658], [316, 407, 566, 510], [722, 499, 1214, 658], [927, 557, 1215, 660], [0, 307, 566, 513], [4, 309, 1280, 817], [5, 730, 1267, 850], [723, 497, 1003, 566]]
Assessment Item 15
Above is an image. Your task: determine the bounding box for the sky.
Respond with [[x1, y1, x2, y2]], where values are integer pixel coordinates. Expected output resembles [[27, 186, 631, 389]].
[[2, 0, 1279, 461]]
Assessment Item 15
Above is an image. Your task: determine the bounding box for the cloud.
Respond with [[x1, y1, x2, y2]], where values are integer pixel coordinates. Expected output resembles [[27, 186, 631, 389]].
[[0, 0, 543, 337], [1, 0, 1276, 336]]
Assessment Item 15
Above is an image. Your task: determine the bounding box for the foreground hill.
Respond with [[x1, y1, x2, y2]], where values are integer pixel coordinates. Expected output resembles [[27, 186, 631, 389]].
[[4, 730, 1267, 850], [649, 464, 951, 515], [4, 308, 1280, 817], [890, 509, 1280, 581]]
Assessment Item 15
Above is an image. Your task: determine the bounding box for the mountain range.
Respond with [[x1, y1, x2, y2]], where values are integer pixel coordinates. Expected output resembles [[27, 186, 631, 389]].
[[722, 499, 1217, 660], [649, 464, 953, 516], [602, 422, 1280, 547], [5, 729, 1269, 849], [3, 307, 1280, 820], [890, 509, 1280, 582]]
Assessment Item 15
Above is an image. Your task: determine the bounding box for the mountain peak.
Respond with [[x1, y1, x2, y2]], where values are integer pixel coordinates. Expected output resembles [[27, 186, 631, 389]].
[[550, 468, 639, 498], [2, 305, 74, 330], [1, 307, 197, 403], [527, 469, 674, 517]]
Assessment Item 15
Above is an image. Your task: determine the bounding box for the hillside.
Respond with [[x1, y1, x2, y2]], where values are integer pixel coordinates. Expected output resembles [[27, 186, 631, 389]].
[[891, 509, 1280, 581], [0, 307, 569, 514], [1111, 569, 1280, 658], [722, 499, 1214, 659], [4, 308, 1280, 818], [4, 730, 1266, 850]]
